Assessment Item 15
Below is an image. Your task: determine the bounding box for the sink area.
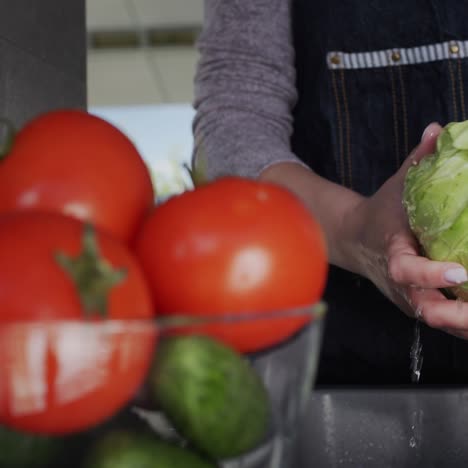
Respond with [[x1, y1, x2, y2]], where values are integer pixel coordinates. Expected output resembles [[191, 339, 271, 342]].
[[296, 387, 468, 467]]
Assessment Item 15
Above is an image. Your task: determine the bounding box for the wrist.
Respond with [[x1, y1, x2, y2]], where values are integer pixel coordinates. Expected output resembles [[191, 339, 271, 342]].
[[259, 161, 367, 274], [334, 196, 369, 276]]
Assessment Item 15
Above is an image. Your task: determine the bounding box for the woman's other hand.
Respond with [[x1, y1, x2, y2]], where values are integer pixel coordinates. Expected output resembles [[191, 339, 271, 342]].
[[348, 122, 468, 338], [261, 122, 468, 339]]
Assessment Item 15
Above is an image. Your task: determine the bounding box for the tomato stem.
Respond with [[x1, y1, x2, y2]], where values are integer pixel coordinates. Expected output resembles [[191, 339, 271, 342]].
[[0, 118, 15, 160], [183, 162, 207, 188], [184, 141, 209, 188], [55, 224, 127, 318]]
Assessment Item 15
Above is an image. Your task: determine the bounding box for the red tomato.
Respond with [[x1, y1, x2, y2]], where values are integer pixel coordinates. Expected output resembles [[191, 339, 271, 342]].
[[135, 177, 328, 353], [0, 109, 154, 244], [0, 212, 156, 435]]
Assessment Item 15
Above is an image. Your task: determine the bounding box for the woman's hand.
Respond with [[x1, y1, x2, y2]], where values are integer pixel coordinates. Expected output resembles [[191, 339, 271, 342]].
[[347, 123, 468, 338], [260, 122, 468, 339]]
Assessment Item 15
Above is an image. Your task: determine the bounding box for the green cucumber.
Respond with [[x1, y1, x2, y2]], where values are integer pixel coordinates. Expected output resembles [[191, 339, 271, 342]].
[[0, 425, 64, 468], [83, 430, 216, 468], [149, 335, 271, 459]]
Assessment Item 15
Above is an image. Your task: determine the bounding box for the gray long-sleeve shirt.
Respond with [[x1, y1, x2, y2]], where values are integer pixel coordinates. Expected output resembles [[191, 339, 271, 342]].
[[192, 0, 305, 180]]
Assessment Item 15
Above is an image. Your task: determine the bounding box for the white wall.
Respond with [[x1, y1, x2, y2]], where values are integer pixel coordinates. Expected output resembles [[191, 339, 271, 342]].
[[87, 46, 199, 107], [86, 0, 204, 31], [86, 0, 201, 106]]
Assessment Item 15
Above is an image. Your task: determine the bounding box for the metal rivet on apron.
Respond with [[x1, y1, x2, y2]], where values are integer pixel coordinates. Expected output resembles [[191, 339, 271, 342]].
[[391, 51, 401, 62], [450, 42, 460, 55], [330, 54, 341, 65]]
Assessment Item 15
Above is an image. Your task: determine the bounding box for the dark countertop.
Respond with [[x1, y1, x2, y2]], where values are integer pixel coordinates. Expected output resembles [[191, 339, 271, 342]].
[[296, 387, 468, 468]]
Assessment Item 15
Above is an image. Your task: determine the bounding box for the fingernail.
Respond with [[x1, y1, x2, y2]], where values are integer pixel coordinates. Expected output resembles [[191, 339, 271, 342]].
[[421, 122, 440, 142], [444, 267, 468, 284]]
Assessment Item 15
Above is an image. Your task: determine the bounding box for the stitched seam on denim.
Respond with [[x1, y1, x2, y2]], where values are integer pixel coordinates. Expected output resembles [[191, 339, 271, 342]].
[[327, 40, 466, 70], [448, 60, 459, 121], [458, 58, 467, 121], [397, 65, 409, 163], [331, 70, 346, 186], [389, 67, 401, 170], [340, 68, 353, 189]]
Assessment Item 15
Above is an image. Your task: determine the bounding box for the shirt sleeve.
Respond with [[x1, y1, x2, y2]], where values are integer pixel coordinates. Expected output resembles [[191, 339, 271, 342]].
[[192, 0, 307, 180]]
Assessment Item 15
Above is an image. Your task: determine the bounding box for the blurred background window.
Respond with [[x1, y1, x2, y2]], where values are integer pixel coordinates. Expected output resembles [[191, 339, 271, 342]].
[[86, 0, 203, 200]]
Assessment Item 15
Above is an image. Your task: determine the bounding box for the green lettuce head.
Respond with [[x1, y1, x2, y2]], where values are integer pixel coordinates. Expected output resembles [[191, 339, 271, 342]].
[[403, 121, 468, 300]]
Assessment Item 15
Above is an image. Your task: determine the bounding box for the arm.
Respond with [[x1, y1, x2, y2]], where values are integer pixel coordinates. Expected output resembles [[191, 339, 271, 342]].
[[261, 127, 468, 334], [193, 0, 468, 336], [260, 162, 364, 273], [193, 0, 362, 270], [193, 0, 304, 179]]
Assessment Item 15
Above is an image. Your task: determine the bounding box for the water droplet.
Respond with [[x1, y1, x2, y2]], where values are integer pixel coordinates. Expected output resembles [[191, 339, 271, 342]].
[[410, 320, 423, 383]]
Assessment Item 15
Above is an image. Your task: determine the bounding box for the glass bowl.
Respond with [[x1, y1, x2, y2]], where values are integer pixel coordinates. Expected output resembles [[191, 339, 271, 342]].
[[0, 304, 326, 468]]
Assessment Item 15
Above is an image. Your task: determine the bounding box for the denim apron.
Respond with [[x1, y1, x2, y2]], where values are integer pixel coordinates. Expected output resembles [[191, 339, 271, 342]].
[[291, 0, 468, 384]]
